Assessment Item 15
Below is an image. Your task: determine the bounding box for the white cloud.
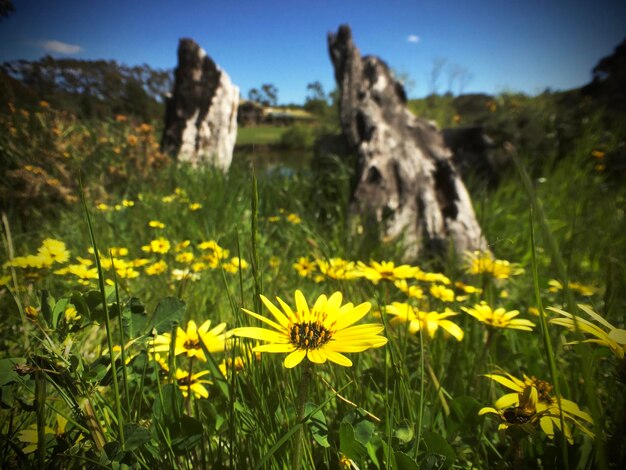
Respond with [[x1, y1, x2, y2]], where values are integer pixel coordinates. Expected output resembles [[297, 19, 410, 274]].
[[39, 40, 82, 55], [407, 35, 420, 44]]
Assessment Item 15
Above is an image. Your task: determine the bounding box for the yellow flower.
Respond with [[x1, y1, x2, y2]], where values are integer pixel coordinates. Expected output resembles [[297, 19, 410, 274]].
[[127, 135, 138, 146], [109, 247, 128, 257], [141, 237, 171, 254], [481, 372, 594, 443], [394, 280, 424, 299], [64, 306, 80, 323], [175, 369, 211, 399], [234, 290, 387, 368], [548, 304, 626, 359], [466, 251, 522, 280], [25, 305, 39, 319], [189, 202, 202, 211], [198, 240, 229, 259], [148, 220, 165, 229], [316, 258, 361, 280], [415, 270, 451, 285], [175, 252, 194, 264], [385, 302, 464, 341], [151, 320, 232, 362], [286, 213, 301, 224], [462, 302, 535, 331], [356, 260, 419, 284], [429, 284, 455, 302], [549, 279, 596, 296], [122, 199, 134, 207], [38, 239, 70, 264], [96, 203, 110, 211], [145, 260, 168, 276], [269, 256, 281, 268], [293, 257, 316, 277]]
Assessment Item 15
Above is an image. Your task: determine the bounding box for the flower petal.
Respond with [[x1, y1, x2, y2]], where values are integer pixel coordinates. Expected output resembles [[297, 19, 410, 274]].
[[307, 349, 327, 364], [332, 302, 372, 331], [232, 327, 287, 343], [253, 343, 296, 353], [494, 393, 520, 409], [241, 308, 284, 332], [260, 295, 291, 328], [322, 349, 352, 367], [284, 349, 306, 368], [484, 374, 524, 392]]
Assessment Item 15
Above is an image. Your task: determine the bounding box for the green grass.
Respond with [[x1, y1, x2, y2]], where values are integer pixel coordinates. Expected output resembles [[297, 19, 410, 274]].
[[236, 125, 290, 146], [1, 98, 624, 469]]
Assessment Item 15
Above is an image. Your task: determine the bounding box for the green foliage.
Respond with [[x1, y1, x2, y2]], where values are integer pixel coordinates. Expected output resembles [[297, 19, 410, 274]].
[[1, 87, 624, 469]]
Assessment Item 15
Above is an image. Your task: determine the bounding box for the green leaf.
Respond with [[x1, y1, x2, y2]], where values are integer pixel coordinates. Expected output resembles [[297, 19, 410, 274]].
[[305, 402, 329, 448], [394, 451, 419, 470], [340, 422, 367, 461], [122, 297, 148, 338], [152, 384, 183, 427], [170, 415, 203, 454], [51, 297, 70, 329], [394, 425, 414, 444], [150, 297, 185, 334], [0, 358, 26, 386], [123, 423, 152, 451], [423, 432, 455, 470]]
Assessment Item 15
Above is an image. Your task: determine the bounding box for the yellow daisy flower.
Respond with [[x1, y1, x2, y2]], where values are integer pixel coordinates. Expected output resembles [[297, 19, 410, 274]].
[[151, 320, 232, 362], [429, 284, 455, 302], [233, 290, 387, 368], [481, 372, 594, 443], [548, 304, 626, 359], [37, 238, 70, 265], [141, 237, 171, 254], [462, 302, 535, 331], [356, 260, 419, 284], [175, 369, 211, 399], [385, 302, 464, 341], [316, 258, 361, 281], [293, 257, 316, 277]]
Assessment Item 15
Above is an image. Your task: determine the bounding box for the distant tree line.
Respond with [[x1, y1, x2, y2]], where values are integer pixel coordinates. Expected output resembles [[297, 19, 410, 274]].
[[1, 56, 173, 121]]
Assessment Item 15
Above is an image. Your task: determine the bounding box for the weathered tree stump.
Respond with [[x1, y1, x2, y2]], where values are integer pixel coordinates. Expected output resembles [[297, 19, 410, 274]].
[[161, 38, 239, 171], [328, 25, 488, 259]]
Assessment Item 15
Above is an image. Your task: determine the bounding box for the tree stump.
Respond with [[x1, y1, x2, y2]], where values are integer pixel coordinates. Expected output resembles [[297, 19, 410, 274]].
[[161, 38, 239, 171], [328, 25, 488, 259]]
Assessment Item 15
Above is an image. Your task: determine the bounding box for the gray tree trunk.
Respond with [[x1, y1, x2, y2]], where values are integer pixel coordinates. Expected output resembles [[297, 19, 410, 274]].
[[161, 38, 239, 172], [328, 25, 488, 259]]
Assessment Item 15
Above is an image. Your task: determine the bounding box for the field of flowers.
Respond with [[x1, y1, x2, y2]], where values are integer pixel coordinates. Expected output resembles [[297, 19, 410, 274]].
[[1, 100, 625, 469]]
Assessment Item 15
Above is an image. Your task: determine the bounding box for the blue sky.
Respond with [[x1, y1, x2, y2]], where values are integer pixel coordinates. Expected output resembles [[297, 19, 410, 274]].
[[1, 1, 625, 104]]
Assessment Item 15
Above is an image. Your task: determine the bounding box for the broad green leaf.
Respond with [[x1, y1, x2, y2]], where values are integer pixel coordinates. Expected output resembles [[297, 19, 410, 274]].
[[394, 451, 419, 470], [51, 297, 70, 329], [122, 297, 148, 338], [423, 431, 455, 470], [0, 358, 26, 386], [340, 422, 367, 461], [305, 402, 329, 448], [123, 423, 152, 451], [150, 297, 185, 334]]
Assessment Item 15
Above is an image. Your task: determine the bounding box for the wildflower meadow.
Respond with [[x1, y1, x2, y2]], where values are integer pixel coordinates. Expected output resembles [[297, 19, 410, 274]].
[[1, 92, 625, 469]]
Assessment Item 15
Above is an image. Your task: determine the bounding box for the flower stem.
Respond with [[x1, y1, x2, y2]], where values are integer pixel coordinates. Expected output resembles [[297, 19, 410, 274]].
[[292, 361, 312, 470]]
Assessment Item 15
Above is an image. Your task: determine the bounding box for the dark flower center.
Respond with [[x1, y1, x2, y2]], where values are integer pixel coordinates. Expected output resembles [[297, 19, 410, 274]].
[[531, 377, 554, 404], [178, 375, 192, 386], [183, 338, 200, 350], [289, 321, 332, 350]]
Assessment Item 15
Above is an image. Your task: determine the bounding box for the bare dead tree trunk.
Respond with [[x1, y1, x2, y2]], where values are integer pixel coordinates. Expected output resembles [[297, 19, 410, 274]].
[[328, 25, 488, 259]]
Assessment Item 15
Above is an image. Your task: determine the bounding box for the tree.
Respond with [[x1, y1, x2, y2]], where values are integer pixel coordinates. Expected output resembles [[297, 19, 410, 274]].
[[247, 88, 261, 103], [306, 81, 327, 102], [0, 0, 15, 21], [260, 83, 278, 106]]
